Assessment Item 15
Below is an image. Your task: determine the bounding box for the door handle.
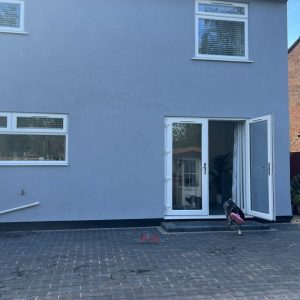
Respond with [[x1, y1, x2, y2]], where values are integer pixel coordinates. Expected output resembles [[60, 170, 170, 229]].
[[203, 163, 207, 174]]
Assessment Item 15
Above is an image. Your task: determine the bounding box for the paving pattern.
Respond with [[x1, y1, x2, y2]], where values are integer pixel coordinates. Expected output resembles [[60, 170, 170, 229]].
[[0, 226, 300, 299]]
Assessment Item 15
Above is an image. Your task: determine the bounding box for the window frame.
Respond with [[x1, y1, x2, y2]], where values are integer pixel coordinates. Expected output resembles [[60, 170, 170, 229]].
[[0, 0, 25, 33], [0, 112, 68, 166], [195, 0, 249, 62]]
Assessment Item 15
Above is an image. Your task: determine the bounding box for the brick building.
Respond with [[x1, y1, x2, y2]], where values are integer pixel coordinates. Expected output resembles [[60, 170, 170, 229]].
[[289, 37, 300, 177]]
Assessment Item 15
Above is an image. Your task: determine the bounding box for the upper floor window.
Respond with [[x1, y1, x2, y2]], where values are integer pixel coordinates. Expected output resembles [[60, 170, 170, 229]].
[[0, 113, 68, 165], [195, 0, 248, 61], [0, 0, 24, 33]]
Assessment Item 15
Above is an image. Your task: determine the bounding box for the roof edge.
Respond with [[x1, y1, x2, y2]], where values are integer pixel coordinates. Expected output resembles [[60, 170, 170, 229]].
[[289, 37, 300, 53]]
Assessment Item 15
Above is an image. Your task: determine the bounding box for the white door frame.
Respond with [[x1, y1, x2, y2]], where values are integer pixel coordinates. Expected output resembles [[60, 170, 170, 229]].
[[245, 115, 275, 221], [164, 116, 275, 220], [165, 117, 209, 216]]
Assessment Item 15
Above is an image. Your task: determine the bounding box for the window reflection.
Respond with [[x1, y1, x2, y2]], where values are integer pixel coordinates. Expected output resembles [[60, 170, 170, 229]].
[[0, 135, 66, 161], [172, 124, 202, 210]]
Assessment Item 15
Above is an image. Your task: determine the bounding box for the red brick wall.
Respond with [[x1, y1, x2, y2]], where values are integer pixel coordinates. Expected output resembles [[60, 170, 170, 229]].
[[289, 40, 300, 153]]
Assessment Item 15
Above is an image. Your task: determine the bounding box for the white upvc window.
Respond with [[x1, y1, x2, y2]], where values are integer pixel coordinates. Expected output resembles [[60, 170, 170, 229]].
[[0, 113, 68, 165], [195, 0, 249, 61], [0, 0, 25, 33]]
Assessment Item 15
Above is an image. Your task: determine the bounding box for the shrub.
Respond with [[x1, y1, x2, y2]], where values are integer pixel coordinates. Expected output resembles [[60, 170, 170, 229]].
[[291, 174, 300, 205]]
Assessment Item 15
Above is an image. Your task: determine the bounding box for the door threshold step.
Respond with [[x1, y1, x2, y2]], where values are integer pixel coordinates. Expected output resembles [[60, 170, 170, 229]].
[[160, 220, 270, 232]]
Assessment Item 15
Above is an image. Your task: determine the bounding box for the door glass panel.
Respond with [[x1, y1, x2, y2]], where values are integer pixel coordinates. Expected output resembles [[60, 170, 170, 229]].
[[172, 123, 202, 210], [250, 121, 269, 214]]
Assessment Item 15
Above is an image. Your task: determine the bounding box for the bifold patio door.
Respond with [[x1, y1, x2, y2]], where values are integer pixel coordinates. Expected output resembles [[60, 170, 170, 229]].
[[165, 118, 208, 216], [245, 115, 274, 221]]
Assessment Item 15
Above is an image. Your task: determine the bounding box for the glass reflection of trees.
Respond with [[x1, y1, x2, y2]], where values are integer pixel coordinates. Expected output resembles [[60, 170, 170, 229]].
[[172, 124, 201, 149], [198, 4, 245, 15], [17, 117, 64, 129], [0, 135, 65, 161]]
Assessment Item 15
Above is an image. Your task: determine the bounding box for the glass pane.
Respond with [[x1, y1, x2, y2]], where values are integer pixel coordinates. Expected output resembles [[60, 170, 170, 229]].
[[0, 116, 7, 128], [172, 123, 202, 210], [0, 3, 20, 28], [198, 3, 245, 15], [190, 161, 196, 173], [250, 121, 269, 214], [0, 135, 66, 161], [198, 18, 245, 56], [17, 117, 64, 129]]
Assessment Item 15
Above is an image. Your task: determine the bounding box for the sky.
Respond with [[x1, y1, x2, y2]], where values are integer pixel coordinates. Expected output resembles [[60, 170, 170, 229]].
[[288, 0, 300, 47]]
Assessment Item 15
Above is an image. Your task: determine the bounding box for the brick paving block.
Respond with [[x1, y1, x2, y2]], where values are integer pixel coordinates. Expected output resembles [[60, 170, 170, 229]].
[[1, 228, 300, 299]]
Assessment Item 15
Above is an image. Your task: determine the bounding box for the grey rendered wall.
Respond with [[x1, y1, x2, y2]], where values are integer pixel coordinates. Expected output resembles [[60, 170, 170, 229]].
[[0, 0, 290, 222]]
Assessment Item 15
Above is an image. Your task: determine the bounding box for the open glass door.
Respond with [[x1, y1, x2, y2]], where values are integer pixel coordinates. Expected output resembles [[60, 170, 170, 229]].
[[165, 118, 208, 216], [246, 115, 274, 220]]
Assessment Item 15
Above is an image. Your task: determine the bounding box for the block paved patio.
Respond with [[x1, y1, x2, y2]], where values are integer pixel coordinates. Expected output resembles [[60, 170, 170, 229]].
[[1, 224, 300, 299]]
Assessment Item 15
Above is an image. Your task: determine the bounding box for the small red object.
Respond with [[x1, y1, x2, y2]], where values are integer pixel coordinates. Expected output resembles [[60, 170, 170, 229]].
[[230, 212, 244, 224], [140, 233, 149, 243], [149, 234, 160, 243]]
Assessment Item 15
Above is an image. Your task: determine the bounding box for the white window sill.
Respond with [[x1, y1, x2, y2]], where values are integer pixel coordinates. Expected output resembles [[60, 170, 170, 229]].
[[192, 57, 254, 63], [0, 30, 29, 35], [0, 161, 69, 166]]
